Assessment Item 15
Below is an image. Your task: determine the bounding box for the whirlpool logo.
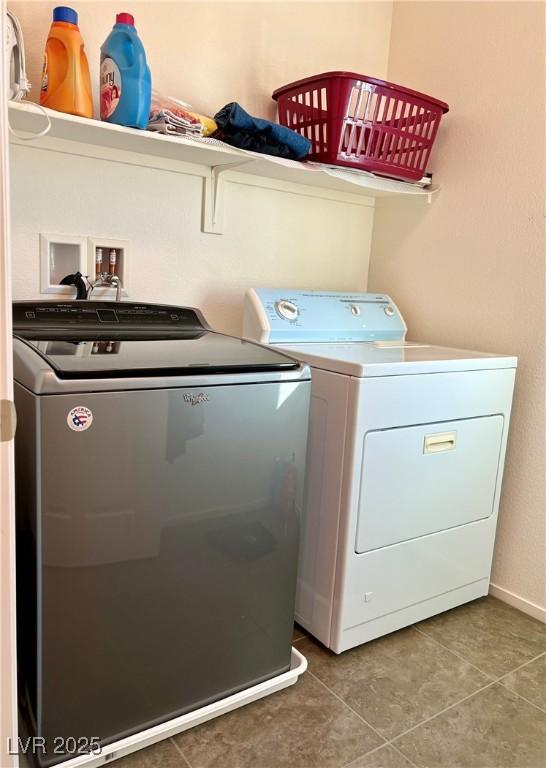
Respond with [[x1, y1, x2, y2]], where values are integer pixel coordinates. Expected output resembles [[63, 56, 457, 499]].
[[183, 393, 209, 406]]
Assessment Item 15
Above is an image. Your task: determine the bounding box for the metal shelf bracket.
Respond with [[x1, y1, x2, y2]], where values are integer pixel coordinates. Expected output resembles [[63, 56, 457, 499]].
[[202, 161, 252, 234]]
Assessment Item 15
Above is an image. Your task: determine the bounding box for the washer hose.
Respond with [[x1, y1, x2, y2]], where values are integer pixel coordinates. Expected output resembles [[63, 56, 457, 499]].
[[60, 272, 88, 300]]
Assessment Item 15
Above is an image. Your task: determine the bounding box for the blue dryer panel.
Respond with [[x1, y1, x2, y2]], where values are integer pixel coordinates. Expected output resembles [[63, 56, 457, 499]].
[[249, 289, 407, 343]]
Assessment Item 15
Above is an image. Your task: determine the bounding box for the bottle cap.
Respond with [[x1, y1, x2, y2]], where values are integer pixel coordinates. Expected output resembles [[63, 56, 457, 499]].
[[116, 12, 135, 25], [53, 6, 78, 25]]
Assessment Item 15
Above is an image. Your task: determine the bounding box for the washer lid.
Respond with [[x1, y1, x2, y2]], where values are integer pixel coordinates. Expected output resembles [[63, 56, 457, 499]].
[[16, 333, 301, 381], [275, 340, 517, 376]]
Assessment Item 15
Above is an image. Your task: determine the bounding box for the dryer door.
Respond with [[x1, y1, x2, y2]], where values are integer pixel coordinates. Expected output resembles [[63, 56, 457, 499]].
[[355, 415, 504, 553]]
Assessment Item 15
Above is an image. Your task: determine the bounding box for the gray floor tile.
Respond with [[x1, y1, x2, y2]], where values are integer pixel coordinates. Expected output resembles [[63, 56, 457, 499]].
[[502, 653, 546, 711], [415, 597, 546, 677], [112, 738, 185, 767], [174, 672, 383, 768], [394, 683, 546, 768], [345, 744, 414, 768], [299, 628, 488, 740]]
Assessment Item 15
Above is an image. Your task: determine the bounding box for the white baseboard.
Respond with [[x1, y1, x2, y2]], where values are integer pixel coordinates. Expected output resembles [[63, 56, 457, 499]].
[[489, 583, 546, 623]]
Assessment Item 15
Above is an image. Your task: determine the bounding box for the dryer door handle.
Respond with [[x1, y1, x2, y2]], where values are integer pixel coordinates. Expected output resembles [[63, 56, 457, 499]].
[[423, 431, 457, 454]]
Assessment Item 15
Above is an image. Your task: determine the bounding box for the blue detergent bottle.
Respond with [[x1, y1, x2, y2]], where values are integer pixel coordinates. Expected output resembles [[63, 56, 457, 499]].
[[100, 12, 151, 129]]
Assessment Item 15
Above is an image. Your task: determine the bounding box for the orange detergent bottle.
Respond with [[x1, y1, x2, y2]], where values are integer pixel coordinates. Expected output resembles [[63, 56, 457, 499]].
[[40, 6, 93, 117]]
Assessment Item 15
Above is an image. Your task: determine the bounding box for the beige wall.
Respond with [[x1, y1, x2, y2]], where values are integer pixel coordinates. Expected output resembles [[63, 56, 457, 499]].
[[10, 144, 377, 334], [10, 0, 393, 120], [9, 0, 544, 616], [8, 1, 393, 335], [370, 1, 546, 616]]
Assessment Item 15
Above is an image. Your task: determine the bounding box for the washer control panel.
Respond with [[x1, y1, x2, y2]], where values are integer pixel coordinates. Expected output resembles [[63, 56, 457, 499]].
[[244, 289, 407, 343], [13, 301, 206, 340]]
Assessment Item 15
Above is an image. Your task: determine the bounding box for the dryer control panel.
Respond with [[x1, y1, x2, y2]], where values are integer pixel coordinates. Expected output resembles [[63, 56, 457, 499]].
[[243, 289, 407, 343]]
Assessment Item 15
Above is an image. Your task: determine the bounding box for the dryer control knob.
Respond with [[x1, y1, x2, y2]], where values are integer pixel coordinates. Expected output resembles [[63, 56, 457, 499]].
[[350, 304, 361, 316], [275, 300, 299, 321], [384, 305, 395, 317]]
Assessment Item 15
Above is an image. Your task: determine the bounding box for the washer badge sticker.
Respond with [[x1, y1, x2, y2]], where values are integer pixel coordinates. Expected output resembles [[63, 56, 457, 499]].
[[67, 406, 93, 432]]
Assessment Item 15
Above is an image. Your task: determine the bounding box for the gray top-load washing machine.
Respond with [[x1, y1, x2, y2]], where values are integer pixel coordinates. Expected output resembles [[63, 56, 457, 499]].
[[13, 300, 311, 767]]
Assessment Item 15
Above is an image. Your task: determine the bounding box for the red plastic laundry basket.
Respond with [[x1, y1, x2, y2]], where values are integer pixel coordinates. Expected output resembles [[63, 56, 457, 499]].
[[272, 72, 449, 181]]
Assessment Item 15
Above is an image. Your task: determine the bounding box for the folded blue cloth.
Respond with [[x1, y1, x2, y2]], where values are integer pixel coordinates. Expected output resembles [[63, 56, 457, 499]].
[[214, 102, 311, 161]]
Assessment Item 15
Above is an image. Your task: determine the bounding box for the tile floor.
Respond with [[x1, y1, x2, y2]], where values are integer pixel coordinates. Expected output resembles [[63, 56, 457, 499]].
[[116, 597, 545, 768]]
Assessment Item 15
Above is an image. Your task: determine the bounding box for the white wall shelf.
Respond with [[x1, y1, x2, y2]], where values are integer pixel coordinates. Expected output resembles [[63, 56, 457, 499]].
[[9, 102, 436, 234]]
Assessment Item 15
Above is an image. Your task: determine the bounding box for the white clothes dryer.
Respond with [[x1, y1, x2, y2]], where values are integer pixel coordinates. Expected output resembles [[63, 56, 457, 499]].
[[243, 289, 517, 653]]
